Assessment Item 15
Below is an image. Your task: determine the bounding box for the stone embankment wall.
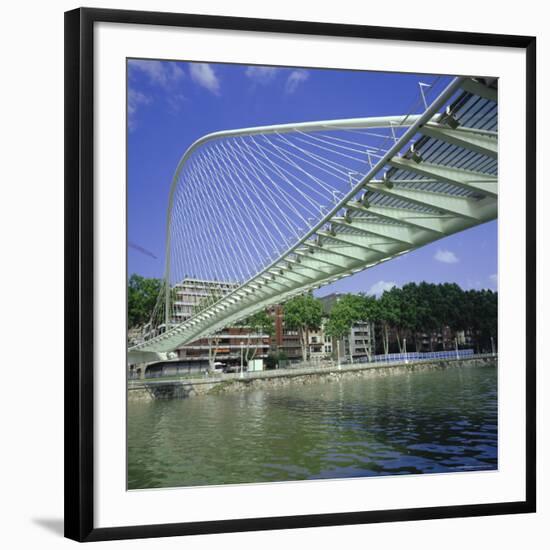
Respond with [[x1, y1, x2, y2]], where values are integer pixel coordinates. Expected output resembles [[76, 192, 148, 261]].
[[128, 355, 497, 402]]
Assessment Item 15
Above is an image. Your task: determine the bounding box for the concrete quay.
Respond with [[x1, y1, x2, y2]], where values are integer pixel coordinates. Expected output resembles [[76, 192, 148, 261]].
[[128, 354, 497, 401]]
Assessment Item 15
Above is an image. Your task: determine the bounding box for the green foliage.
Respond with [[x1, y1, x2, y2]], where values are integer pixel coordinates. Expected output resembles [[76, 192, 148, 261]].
[[247, 310, 275, 336], [315, 283, 496, 357], [325, 294, 372, 340], [284, 294, 323, 361], [243, 310, 276, 363], [284, 294, 323, 332], [379, 287, 401, 327], [361, 294, 379, 321], [265, 350, 288, 369], [373, 282, 498, 353], [462, 288, 498, 352], [127, 274, 162, 328]]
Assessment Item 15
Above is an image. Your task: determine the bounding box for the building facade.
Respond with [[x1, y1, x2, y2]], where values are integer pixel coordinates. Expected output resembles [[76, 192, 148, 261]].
[[343, 321, 376, 361], [267, 304, 302, 362], [140, 278, 271, 375], [308, 321, 333, 361], [319, 293, 376, 362], [173, 278, 271, 370], [172, 278, 239, 323], [177, 326, 270, 371]]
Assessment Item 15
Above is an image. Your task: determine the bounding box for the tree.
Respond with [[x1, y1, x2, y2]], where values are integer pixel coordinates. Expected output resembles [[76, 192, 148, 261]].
[[325, 294, 365, 338], [359, 294, 379, 360], [265, 350, 288, 370], [284, 294, 323, 362], [433, 282, 466, 350], [463, 289, 498, 352], [378, 288, 401, 355], [244, 310, 275, 363], [481, 290, 498, 352], [372, 282, 497, 354], [390, 285, 411, 352], [207, 334, 222, 372], [325, 294, 375, 361], [413, 282, 441, 351], [127, 274, 162, 328]]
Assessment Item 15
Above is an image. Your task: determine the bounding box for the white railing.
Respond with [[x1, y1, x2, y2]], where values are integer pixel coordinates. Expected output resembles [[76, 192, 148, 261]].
[[369, 348, 475, 363]]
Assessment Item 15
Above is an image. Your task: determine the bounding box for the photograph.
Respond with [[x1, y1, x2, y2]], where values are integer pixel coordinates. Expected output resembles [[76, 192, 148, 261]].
[[0, 0, 541, 545], [125, 60, 499, 491]]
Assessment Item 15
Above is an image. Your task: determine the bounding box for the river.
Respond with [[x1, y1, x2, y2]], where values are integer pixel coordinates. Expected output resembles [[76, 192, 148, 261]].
[[127, 363, 497, 489]]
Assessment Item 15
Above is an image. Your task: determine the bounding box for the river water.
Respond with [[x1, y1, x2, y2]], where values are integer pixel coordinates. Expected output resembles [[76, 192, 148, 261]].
[[127, 364, 497, 489]]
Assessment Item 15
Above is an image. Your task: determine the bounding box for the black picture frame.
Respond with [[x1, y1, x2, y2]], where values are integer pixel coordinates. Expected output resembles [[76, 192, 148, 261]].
[[65, 7, 537, 542]]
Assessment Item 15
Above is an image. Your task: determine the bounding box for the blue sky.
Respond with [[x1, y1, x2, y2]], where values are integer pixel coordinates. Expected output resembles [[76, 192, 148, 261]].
[[127, 59, 497, 296]]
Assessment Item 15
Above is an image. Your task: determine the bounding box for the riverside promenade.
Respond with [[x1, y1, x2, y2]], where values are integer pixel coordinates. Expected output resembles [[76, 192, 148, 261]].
[[128, 353, 497, 401]]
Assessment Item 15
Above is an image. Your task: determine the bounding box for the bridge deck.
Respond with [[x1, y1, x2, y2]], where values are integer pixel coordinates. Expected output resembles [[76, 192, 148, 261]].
[[129, 76, 498, 362]]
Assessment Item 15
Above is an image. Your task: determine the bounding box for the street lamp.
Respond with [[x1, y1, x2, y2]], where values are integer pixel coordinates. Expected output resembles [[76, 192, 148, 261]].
[[403, 338, 408, 364], [455, 337, 459, 360]]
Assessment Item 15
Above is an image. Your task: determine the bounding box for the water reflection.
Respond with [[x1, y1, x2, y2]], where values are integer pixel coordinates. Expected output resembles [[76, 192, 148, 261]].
[[128, 364, 497, 489]]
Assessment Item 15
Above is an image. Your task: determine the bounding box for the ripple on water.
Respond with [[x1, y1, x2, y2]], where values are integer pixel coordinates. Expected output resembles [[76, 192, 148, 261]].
[[127, 364, 498, 489]]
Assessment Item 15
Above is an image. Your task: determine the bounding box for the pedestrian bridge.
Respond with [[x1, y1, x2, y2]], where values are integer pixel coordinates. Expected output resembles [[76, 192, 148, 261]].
[[128, 76, 498, 363]]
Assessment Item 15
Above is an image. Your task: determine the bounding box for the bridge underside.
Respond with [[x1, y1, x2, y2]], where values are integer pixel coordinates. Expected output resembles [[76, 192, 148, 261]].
[[129, 76, 498, 363]]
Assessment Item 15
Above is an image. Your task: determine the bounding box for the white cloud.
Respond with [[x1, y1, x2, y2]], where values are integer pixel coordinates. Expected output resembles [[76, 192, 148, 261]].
[[368, 280, 398, 297], [167, 93, 187, 113], [489, 273, 498, 288], [127, 60, 184, 126], [129, 59, 184, 88], [127, 88, 151, 131], [245, 66, 279, 84], [464, 279, 482, 290], [434, 249, 459, 264], [285, 70, 309, 94], [189, 63, 220, 95]]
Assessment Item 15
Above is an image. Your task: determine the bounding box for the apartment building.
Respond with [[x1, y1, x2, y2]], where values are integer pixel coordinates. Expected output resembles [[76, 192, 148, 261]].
[[319, 293, 376, 362]]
